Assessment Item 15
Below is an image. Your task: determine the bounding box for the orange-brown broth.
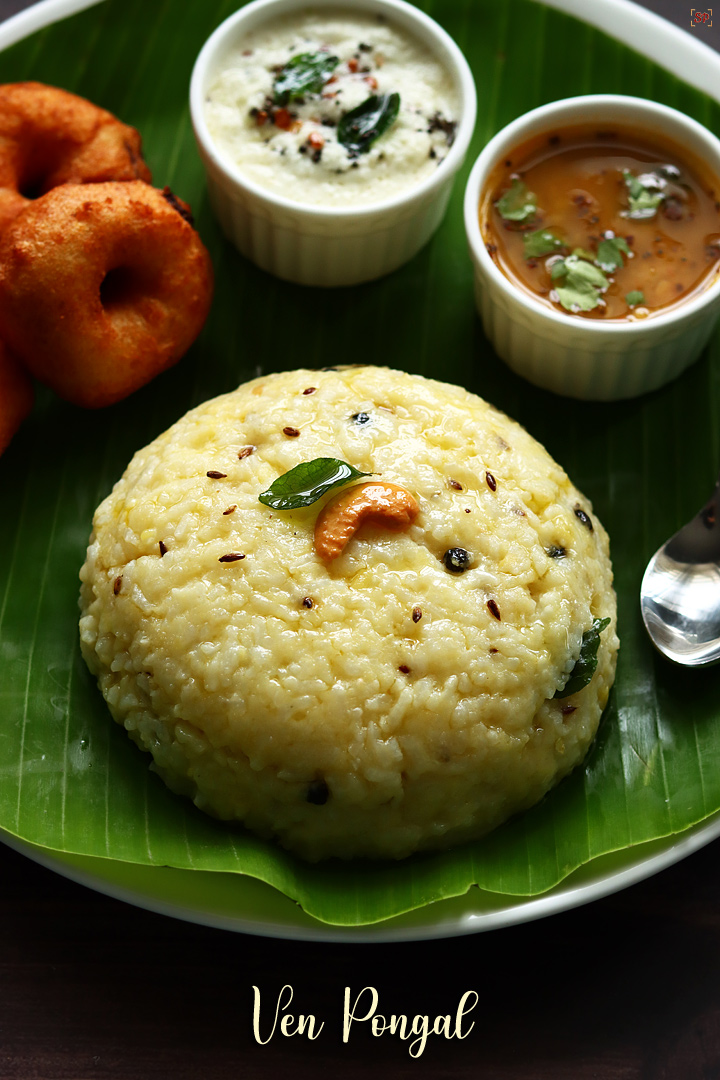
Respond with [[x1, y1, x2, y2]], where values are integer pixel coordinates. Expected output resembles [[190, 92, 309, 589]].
[[481, 125, 720, 319]]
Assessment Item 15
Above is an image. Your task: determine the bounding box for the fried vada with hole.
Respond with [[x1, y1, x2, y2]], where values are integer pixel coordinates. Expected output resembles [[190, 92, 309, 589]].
[[0, 181, 213, 408], [0, 82, 151, 233], [0, 339, 33, 455]]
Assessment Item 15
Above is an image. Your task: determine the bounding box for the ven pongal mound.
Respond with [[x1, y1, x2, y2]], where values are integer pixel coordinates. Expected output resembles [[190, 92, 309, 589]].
[[79, 366, 618, 861]]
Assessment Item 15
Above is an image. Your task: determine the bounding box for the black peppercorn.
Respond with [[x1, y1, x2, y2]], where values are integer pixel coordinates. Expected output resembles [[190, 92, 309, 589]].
[[546, 545, 567, 558], [443, 547, 472, 573], [306, 780, 329, 805]]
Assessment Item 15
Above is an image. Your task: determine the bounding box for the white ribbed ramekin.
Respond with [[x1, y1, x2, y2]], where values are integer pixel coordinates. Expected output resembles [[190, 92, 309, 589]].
[[464, 95, 720, 401], [191, 0, 476, 288]]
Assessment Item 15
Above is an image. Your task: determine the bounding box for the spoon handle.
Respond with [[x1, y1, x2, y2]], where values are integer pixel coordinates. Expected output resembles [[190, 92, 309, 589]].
[[665, 471, 720, 564]]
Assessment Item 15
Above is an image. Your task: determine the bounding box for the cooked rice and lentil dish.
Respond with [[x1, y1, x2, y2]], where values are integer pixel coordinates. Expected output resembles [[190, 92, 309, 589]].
[[79, 366, 618, 861]]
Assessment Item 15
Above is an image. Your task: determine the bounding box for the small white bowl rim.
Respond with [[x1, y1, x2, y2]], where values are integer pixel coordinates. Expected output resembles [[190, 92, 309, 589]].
[[463, 93, 720, 336], [190, 0, 477, 221]]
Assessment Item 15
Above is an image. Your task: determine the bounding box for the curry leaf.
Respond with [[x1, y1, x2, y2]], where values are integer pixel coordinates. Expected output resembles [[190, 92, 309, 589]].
[[555, 618, 611, 698], [258, 458, 371, 510], [337, 93, 400, 155], [495, 178, 537, 222], [273, 52, 339, 105]]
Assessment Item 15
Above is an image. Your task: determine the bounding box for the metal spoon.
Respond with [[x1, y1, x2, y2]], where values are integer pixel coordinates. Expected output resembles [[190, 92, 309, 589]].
[[641, 470, 720, 666]]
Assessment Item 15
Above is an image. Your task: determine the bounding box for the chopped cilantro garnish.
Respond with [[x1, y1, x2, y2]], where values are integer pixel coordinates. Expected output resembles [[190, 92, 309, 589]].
[[551, 254, 609, 313], [523, 228, 565, 258], [625, 290, 645, 306], [596, 235, 631, 272], [622, 169, 665, 220], [495, 179, 537, 223]]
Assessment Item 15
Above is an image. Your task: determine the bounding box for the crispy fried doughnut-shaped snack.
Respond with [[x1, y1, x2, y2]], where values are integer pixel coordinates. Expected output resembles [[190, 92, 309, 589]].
[[0, 82, 151, 232], [0, 339, 33, 455], [0, 182, 213, 408]]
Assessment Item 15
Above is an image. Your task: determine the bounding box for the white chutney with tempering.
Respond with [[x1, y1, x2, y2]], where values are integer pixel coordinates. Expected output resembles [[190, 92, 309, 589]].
[[203, 9, 461, 207]]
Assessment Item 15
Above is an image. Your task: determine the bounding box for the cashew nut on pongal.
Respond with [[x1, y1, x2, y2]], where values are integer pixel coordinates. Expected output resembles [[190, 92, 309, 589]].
[[314, 481, 419, 561]]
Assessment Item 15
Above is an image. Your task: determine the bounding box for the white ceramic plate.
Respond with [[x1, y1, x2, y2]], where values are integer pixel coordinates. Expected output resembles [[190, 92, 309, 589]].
[[2, 0, 720, 941], [3, 812, 720, 941]]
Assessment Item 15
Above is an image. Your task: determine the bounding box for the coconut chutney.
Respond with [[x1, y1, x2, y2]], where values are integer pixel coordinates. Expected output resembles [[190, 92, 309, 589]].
[[203, 10, 460, 207]]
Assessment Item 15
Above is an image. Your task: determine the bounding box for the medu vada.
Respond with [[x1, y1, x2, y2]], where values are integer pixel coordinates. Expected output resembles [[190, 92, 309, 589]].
[[0, 181, 213, 408], [0, 82, 151, 233], [0, 340, 33, 455]]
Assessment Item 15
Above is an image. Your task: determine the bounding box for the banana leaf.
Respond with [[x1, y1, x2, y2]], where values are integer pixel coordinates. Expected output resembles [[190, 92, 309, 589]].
[[1, 0, 720, 926]]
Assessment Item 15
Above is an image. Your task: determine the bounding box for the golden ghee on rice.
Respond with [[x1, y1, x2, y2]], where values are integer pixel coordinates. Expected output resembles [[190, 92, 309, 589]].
[[79, 366, 618, 861]]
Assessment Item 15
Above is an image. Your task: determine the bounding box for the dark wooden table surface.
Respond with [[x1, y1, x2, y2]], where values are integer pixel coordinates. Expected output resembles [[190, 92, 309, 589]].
[[2, 1, 720, 1077]]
